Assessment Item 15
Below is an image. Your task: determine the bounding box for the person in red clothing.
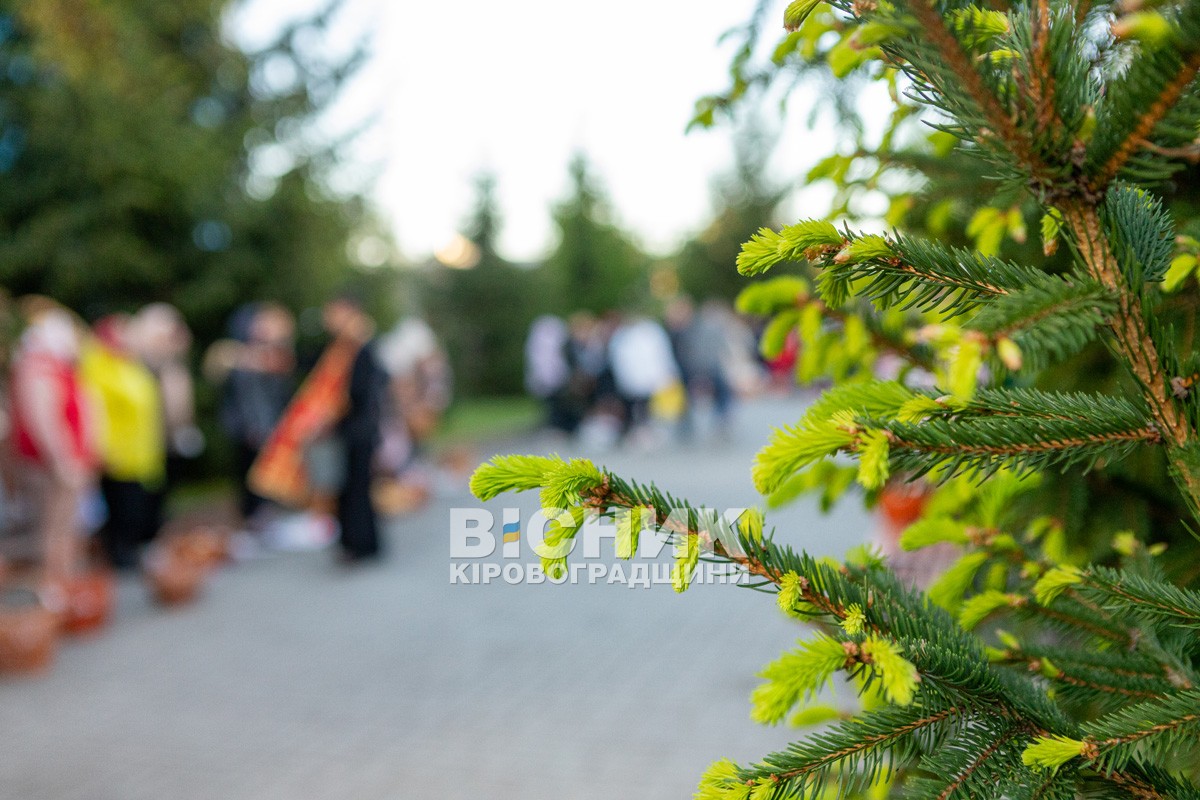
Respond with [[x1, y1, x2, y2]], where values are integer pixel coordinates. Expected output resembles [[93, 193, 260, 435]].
[[9, 300, 97, 582]]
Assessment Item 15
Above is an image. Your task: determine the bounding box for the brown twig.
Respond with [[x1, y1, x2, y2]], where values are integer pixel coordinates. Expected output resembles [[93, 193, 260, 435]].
[[1142, 140, 1200, 163], [1052, 670, 1161, 698], [935, 725, 1024, 800], [1060, 203, 1188, 443], [1031, 0, 1058, 136], [907, 0, 1046, 177], [1096, 712, 1200, 749], [1060, 201, 1200, 520], [1090, 53, 1200, 192], [769, 706, 967, 783], [882, 426, 1162, 457]]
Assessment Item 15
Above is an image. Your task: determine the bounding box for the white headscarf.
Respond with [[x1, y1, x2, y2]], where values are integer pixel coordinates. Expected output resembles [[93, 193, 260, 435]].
[[19, 310, 79, 362]]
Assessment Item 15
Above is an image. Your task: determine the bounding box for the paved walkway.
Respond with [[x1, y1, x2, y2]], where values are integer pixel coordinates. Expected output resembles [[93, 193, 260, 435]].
[[0, 395, 873, 800]]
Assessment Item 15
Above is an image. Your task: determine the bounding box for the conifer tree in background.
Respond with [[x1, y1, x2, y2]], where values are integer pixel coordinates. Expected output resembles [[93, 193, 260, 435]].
[[423, 157, 652, 398], [676, 120, 789, 301], [423, 173, 538, 397], [544, 153, 650, 313], [0, 0, 375, 344], [472, 0, 1200, 796]]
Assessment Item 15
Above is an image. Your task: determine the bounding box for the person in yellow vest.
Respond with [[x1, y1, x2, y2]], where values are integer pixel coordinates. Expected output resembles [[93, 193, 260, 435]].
[[79, 315, 165, 569]]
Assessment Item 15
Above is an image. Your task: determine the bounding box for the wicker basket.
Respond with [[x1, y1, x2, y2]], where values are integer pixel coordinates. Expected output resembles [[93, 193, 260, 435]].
[[60, 570, 115, 635], [170, 527, 229, 569], [878, 480, 930, 539], [143, 549, 206, 607], [0, 590, 58, 675]]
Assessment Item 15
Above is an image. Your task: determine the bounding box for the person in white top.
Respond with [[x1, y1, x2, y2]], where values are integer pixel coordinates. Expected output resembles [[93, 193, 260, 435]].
[[607, 314, 678, 436]]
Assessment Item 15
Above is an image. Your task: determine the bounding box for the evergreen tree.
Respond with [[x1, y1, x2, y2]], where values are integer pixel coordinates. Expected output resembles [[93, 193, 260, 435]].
[[677, 120, 788, 301], [423, 173, 537, 397], [472, 0, 1200, 796], [543, 153, 649, 313], [699, 0, 1200, 560], [0, 0, 371, 343]]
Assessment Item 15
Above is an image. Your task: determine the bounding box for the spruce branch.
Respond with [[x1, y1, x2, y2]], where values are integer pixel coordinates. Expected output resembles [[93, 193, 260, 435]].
[[900, 0, 1045, 178], [814, 228, 1042, 301], [1022, 695, 1200, 792], [736, 275, 939, 371], [1049, 666, 1165, 701], [815, 232, 1037, 315], [1103, 184, 1176, 286], [885, 419, 1159, 466], [931, 724, 1026, 800], [471, 458, 1200, 797], [1059, 200, 1200, 520], [963, 388, 1147, 425], [1099, 768, 1184, 800], [1030, 0, 1056, 137], [1089, 51, 1200, 193], [1082, 689, 1200, 773], [755, 384, 1160, 493], [1078, 565, 1200, 628], [737, 704, 969, 797], [966, 276, 1114, 370], [745, 226, 1112, 373], [1020, 598, 1135, 645]]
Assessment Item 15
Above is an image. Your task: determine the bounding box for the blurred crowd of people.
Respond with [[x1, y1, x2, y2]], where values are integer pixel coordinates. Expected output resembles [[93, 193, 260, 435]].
[[1, 298, 198, 584], [206, 294, 450, 563], [0, 292, 449, 602], [523, 297, 763, 447]]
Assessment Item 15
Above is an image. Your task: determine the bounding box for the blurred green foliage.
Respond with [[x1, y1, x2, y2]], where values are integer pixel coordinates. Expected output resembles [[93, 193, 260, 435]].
[[543, 153, 649, 314], [420, 174, 538, 398], [676, 120, 788, 300], [419, 158, 655, 398], [0, 0, 375, 345]]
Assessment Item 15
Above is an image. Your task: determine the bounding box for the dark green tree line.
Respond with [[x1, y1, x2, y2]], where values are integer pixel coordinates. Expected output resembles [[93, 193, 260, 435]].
[[0, 0, 373, 343]]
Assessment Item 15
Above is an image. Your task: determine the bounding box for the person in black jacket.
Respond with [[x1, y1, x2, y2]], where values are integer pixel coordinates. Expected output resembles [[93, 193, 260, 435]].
[[322, 293, 388, 563], [217, 303, 297, 526]]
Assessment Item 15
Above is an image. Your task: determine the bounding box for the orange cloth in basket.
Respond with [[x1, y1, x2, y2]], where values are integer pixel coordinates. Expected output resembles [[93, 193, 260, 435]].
[[248, 340, 358, 508]]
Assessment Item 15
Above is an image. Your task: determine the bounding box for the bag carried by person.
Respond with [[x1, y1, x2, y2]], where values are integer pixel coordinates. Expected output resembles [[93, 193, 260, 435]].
[[248, 340, 357, 508]]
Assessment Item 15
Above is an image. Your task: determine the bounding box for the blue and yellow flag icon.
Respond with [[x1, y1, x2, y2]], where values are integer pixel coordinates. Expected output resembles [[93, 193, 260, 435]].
[[502, 509, 520, 557]]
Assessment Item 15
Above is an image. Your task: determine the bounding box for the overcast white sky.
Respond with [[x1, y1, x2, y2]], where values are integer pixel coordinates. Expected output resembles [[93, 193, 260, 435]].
[[231, 0, 839, 263]]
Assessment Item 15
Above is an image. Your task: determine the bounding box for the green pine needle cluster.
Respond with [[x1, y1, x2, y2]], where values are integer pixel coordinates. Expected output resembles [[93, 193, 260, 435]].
[[470, 453, 1200, 798]]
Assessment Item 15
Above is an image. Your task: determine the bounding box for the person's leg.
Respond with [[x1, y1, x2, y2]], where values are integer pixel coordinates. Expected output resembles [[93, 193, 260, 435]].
[[97, 477, 120, 567], [711, 369, 733, 421], [134, 482, 162, 547], [618, 393, 636, 436], [236, 441, 266, 522], [631, 397, 651, 430], [542, 396, 562, 432], [99, 478, 140, 570], [41, 475, 81, 580], [337, 442, 380, 560], [677, 373, 697, 440]]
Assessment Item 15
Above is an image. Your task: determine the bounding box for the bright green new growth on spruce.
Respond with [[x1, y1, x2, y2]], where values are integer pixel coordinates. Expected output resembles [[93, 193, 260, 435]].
[[470, 0, 1200, 795], [471, 449, 1200, 796]]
